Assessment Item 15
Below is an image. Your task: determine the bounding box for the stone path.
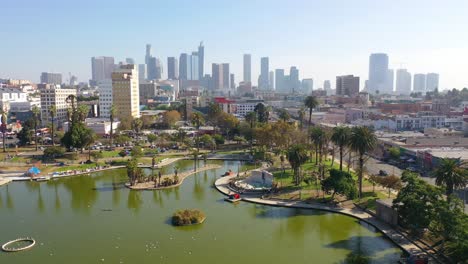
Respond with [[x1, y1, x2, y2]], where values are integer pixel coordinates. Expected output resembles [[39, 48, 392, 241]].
[[0, 177, 12, 186], [215, 173, 428, 259]]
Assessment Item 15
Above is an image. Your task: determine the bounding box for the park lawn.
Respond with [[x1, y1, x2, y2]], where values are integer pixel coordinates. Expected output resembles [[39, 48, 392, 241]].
[[53, 163, 101, 172], [273, 169, 321, 191], [100, 150, 120, 158], [354, 191, 393, 212]]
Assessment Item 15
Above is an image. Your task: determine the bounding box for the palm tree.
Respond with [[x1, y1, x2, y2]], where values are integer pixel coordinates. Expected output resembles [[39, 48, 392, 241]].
[[331, 126, 351, 171], [132, 118, 143, 133], [245, 111, 256, 153], [298, 107, 306, 129], [191, 112, 204, 171], [287, 144, 309, 185], [48, 105, 56, 146], [32, 105, 40, 151], [77, 104, 89, 122], [348, 126, 377, 198], [310, 127, 326, 165], [304, 96, 318, 127], [0, 109, 7, 153], [109, 104, 116, 146], [433, 158, 468, 199]]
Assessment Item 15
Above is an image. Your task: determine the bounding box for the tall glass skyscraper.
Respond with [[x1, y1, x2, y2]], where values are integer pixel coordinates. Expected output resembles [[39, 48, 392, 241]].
[[243, 54, 251, 82], [198, 42, 204, 80], [368, 53, 389, 94]]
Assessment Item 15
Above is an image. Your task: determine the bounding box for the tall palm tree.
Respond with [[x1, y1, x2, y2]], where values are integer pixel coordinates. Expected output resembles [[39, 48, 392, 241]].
[[77, 104, 89, 122], [109, 104, 116, 146], [191, 112, 204, 171], [32, 105, 40, 151], [48, 105, 56, 146], [304, 96, 319, 127], [287, 144, 309, 185], [245, 111, 256, 153], [298, 107, 306, 129], [348, 126, 377, 198], [310, 127, 326, 165], [433, 158, 468, 199], [0, 109, 7, 153], [331, 126, 351, 171]]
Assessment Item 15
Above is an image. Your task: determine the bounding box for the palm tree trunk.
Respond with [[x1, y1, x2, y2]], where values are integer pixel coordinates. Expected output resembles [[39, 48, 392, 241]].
[[35, 122, 38, 151], [358, 155, 364, 198], [308, 109, 312, 127], [110, 120, 113, 146], [51, 117, 54, 146], [3, 132, 6, 153], [339, 147, 343, 171]]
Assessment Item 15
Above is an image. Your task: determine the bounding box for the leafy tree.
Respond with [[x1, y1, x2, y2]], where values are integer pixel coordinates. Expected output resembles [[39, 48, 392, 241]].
[[217, 112, 239, 137], [331, 126, 350, 171], [321, 169, 358, 199], [114, 134, 131, 145], [17, 119, 35, 146], [0, 109, 7, 152], [213, 134, 225, 145], [393, 171, 443, 234], [200, 134, 215, 150], [233, 136, 246, 144], [43, 146, 65, 159], [388, 147, 400, 160], [277, 109, 290, 122], [373, 175, 402, 198], [304, 95, 319, 127], [131, 117, 143, 133], [287, 144, 309, 185], [245, 111, 257, 152], [61, 122, 96, 151], [297, 107, 306, 129], [348, 126, 377, 198], [147, 134, 157, 144], [48, 105, 56, 145], [140, 115, 156, 129], [433, 158, 468, 198], [254, 103, 268, 123], [131, 146, 143, 158], [162, 110, 181, 128]]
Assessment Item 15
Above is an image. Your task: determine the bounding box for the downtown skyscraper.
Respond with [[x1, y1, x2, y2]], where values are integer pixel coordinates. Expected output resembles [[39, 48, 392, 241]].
[[91, 56, 115, 83], [198, 42, 204, 80], [258, 57, 269, 90], [368, 53, 392, 94], [212, 63, 230, 90], [167, 57, 178, 80], [396, 69, 412, 95], [243, 54, 251, 83]]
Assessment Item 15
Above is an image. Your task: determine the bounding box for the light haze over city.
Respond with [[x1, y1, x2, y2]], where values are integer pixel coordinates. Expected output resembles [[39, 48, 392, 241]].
[[2, 0, 468, 90]]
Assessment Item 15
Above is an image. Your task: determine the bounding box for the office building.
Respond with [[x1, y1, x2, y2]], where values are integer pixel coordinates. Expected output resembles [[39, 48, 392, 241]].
[[385, 69, 394, 94], [302, 79, 313, 94], [190, 53, 199, 80], [97, 79, 113, 118], [368, 53, 389, 94], [275, 69, 285, 92], [324, 80, 331, 91], [212, 63, 230, 90], [243, 54, 251, 82], [179, 53, 189, 80], [145, 44, 152, 65], [91, 56, 115, 83], [230, 73, 235, 89], [167, 57, 178, 80], [336, 75, 360, 97], [40, 72, 62, 85], [413, 74, 426, 92], [289, 66, 300, 93], [268, 71, 274, 90], [426, 73, 439, 92], [259, 57, 269, 89], [138, 64, 147, 82], [147, 57, 162, 80], [112, 64, 140, 120], [39, 84, 76, 126], [395, 69, 412, 95], [198, 42, 204, 80]]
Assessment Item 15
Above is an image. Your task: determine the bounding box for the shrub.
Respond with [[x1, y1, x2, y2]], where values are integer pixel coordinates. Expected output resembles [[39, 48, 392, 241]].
[[43, 146, 65, 159], [171, 209, 206, 226], [213, 134, 225, 145]]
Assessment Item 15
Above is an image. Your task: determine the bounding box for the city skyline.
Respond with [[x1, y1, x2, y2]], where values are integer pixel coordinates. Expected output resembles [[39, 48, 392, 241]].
[[2, 0, 468, 90]]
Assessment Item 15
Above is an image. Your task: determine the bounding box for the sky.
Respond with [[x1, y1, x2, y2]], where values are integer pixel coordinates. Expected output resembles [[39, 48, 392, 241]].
[[1, 0, 468, 90]]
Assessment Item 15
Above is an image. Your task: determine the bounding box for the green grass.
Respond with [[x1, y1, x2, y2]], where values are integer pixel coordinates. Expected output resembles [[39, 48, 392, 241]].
[[354, 191, 389, 212], [100, 150, 120, 158]]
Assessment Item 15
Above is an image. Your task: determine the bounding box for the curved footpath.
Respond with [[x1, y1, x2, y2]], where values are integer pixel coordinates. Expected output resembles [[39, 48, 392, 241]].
[[215, 173, 428, 259]]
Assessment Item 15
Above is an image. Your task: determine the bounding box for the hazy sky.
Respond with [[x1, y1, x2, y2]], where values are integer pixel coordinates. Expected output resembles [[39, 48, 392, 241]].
[[2, 0, 468, 90]]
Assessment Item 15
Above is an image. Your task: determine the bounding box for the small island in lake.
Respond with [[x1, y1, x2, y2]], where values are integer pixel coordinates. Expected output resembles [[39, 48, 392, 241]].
[[171, 209, 206, 226]]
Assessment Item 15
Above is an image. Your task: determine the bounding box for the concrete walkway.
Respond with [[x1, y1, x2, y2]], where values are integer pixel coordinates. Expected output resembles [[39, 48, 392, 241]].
[[215, 173, 427, 258], [0, 177, 12, 186]]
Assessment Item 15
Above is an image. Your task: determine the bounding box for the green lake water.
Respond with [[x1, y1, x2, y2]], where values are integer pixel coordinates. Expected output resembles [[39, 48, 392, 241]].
[[0, 160, 402, 263]]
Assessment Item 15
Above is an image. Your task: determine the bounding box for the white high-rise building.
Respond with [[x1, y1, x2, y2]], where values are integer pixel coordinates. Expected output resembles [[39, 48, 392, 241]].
[[426, 73, 439, 91], [368, 53, 389, 94], [112, 64, 140, 121], [39, 84, 76, 127], [396, 69, 412, 95], [413, 74, 426, 93], [97, 79, 113, 118]]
